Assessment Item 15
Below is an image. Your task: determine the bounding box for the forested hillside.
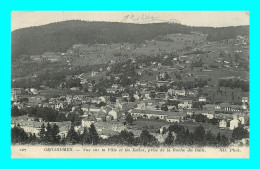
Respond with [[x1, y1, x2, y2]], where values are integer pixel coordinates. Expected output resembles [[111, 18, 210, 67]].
[[11, 20, 249, 60]]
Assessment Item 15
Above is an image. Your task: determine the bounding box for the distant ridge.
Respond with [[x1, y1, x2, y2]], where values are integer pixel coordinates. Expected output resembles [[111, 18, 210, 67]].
[[11, 20, 249, 60]]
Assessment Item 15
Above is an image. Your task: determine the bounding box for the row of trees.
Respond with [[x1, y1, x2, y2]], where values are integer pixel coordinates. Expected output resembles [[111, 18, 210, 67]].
[[164, 124, 230, 146], [12, 122, 248, 146], [11, 106, 82, 125], [11, 123, 100, 145], [219, 79, 249, 92], [171, 79, 208, 90]]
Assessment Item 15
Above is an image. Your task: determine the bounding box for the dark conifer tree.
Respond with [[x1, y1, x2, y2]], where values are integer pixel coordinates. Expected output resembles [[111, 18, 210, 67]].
[[89, 124, 99, 145]]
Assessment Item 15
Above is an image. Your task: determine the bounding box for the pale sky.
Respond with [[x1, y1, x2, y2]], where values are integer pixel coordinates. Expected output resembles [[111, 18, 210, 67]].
[[11, 11, 249, 31]]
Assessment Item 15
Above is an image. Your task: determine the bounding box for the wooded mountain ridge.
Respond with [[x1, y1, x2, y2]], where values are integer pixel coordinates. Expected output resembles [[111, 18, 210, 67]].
[[11, 20, 249, 60]]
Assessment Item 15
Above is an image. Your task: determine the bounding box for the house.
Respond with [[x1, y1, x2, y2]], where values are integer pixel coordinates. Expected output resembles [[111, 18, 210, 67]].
[[94, 121, 127, 133], [133, 94, 140, 100], [220, 103, 231, 111], [230, 105, 242, 112], [81, 116, 96, 128], [130, 109, 171, 120], [66, 95, 73, 104], [142, 92, 151, 100], [12, 102, 24, 109], [199, 96, 207, 102], [156, 92, 167, 100], [230, 116, 240, 130], [178, 100, 193, 109], [122, 93, 130, 98], [186, 90, 198, 97], [157, 81, 168, 87], [136, 101, 158, 111], [11, 117, 71, 138], [71, 106, 80, 112], [193, 110, 215, 119], [203, 104, 221, 111], [81, 104, 101, 113], [175, 89, 186, 96], [98, 130, 120, 139], [219, 119, 228, 129], [98, 96, 106, 103], [111, 84, 119, 89], [242, 97, 249, 103], [27, 97, 43, 107], [238, 116, 246, 125], [204, 112, 215, 119], [55, 121, 72, 138], [101, 105, 113, 113], [55, 102, 64, 110], [179, 55, 188, 62], [30, 88, 38, 95], [165, 112, 185, 123], [11, 88, 23, 101], [73, 95, 86, 101], [108, 109, 118, 120], [70, 87, 80, 91], [106, 88, 117, 94]]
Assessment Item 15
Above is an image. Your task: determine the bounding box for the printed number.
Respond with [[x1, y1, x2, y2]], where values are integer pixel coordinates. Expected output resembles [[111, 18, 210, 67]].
[[19, 149, 26, 152]]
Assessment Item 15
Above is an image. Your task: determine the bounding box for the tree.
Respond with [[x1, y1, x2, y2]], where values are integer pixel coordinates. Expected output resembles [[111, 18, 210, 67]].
[[83, 85, 88, 92], [216, 132, 221, 143], [137, 129, 157, 146], [66, 125, 80, 144], [158, 85, 168, 92], [56, 113, 67, 122], [109, 95, 116, 103], [81, 127, 91, 145], [97, 101, 107, 107], [194, 125, 205, 143], [129, 95, 136, 102], [195, 114, 207, 123], [232, 126, 249, 140], [11, 125, 28, 144], [11, 106, 20, 117], [165, 131, 175, 145], [168, 124, 185, 135], [38, 123, 46, 142], [125, 113, 133, 125], [78, 109, 85, 116], [120, 130, 134, 145], [67, 113, 82, 126], [28, 133, 37, 143], [161, 104, 168, 111], [52, 123, 60, 144], [45, 122, 53, 143], [123, 98, 128, 102], [205, 130, 216, 145], [208, 118, 218, 125], [89, 124, 99, 145]]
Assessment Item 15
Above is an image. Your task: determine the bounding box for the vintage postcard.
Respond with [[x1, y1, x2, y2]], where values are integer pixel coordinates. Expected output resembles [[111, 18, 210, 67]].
[[11, 11, 249, 158]]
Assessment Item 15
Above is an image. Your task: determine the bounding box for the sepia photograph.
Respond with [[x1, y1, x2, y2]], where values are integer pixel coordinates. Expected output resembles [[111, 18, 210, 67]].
[[11, 11, 249, 158]]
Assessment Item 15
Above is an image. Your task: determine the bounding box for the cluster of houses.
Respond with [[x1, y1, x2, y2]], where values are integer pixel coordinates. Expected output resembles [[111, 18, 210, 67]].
[[11, 78, 249, 140], [11, 115, 72, 138]]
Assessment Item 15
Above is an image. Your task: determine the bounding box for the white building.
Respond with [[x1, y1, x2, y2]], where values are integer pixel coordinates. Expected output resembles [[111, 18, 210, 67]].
[[178, 100, 192, 109], [81, 118, 96, 128], [219, 119, 227, 129], [230, 116, 240, 130], [108, 109, 118, 120], [199, 96, 207, 102]]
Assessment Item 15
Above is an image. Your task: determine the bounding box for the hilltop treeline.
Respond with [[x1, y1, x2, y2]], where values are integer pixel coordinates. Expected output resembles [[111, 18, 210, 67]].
[[11, 20, 191, 60], [197, 26, 249, 41], [11, 20, 249, 60]]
